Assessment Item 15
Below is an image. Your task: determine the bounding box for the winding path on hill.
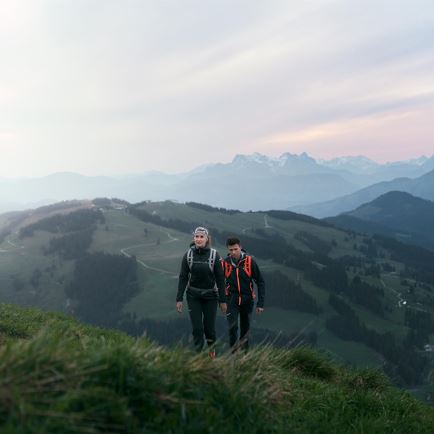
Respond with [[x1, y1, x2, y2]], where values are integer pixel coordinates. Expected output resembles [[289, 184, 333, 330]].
[[0, 233, 24, 253], [120, 228, 180, 277]]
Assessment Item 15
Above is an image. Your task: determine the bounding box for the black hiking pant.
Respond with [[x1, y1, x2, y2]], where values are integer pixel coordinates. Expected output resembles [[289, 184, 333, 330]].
[[227, 296, 254, 352], [187, 295, 218, 352]]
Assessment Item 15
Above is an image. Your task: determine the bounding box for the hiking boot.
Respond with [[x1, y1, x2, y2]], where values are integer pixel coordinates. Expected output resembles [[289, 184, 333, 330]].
[[208, 350, 216, 359]]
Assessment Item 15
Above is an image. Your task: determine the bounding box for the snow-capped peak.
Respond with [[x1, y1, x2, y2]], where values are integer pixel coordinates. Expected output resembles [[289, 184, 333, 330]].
[[318, 156, 380, 174], [405, 155, 428, 166]]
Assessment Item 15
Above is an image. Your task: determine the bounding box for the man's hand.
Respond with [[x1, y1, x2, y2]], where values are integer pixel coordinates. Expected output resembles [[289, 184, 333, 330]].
[[220, 303, 227, 314], [256, 307, 264, 314], [176, 301, 183, 313]]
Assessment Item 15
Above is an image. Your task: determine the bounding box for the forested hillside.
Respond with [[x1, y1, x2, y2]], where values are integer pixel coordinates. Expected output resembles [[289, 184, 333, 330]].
[[327, 191, 434, 251], [1, 198, 434, 402]]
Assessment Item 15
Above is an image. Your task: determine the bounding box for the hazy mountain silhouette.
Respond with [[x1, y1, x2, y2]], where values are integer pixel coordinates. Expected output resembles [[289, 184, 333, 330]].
[[292, 169, 434, 218], [1, 153, 433, 212], [326, 191, 434, 250]]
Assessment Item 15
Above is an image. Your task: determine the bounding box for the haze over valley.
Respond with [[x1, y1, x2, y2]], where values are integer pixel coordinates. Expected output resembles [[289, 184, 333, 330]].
[[1, 152, 434, 213]]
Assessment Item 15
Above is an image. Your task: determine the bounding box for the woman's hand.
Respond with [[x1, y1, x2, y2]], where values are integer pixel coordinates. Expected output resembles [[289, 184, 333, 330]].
[[176, 301, 183, 313], [219, 303, 227, 314]]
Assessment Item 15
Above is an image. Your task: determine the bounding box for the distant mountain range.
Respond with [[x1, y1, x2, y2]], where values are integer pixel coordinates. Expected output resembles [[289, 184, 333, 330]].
[[1, 152, 433, 212], [292, 169, 434, 218], [326, 191, 434, 251]]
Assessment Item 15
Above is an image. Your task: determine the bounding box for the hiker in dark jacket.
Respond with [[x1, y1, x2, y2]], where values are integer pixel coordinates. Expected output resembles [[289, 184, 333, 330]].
[[223, 236, 265, 352], [176, 227, 227, 356]]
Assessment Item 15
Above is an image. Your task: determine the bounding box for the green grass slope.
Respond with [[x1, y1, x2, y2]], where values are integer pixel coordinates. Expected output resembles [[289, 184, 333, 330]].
[[0, 303, 433, 434]]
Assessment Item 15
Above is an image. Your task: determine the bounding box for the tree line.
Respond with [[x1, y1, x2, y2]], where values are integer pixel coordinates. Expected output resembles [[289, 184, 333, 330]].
[[326, 294, 427, 386], [19, 209, 105, 238], [263, 270, 321, 314], [186, 202, 240, 215], [374, 235, 434, 285], [66, 252, 139, 327]]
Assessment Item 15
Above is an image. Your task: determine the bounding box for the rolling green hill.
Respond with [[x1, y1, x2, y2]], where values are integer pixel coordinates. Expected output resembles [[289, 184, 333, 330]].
[[1, 198, 434, 401], [0, 302, 433, 434]]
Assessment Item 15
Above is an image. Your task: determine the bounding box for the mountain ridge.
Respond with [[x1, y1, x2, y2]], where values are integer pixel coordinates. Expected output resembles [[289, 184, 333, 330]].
[[292, 169, 434, 218], [2, 152, 434, 213], [326, 191, 434, 251]]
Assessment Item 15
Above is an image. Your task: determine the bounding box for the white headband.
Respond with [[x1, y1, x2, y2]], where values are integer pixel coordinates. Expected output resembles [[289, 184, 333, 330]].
[[193, 226, 209, 237]]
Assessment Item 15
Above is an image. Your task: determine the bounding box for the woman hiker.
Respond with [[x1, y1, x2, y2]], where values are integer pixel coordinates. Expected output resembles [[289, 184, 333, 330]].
[[176, 226, 227, 357]]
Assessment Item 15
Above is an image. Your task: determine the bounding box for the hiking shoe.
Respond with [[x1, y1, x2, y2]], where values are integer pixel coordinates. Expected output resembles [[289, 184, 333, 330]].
[[208, 350, 216, 359]]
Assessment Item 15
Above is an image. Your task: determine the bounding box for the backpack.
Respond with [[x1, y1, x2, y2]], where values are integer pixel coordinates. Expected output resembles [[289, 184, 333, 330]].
[[224, 255, 252, 278], [187, 247, 217, 272]]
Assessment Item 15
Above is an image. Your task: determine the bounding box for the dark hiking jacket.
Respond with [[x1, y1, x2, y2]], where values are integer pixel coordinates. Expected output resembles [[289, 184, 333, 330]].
[[177, 245, 226, 303], [223, 251, 265, 308]]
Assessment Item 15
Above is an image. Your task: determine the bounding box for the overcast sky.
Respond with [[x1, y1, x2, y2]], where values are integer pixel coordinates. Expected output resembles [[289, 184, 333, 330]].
[[1, 0, 434, 177]]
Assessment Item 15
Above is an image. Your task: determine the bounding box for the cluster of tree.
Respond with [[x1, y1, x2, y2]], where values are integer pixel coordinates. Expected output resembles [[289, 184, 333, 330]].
[[66, 252, 139, 327], [266, 210, 331, 228], [357, 238, 379, 258], [128, 207, 198, 234], [347, 275, 384, 316], [381, 262, 396, 272], [213, 227, 314, 271], [92, 197, 130, 208], [263, 270, 322, 314], [338, 255, 363, 269], [0, 229, 11, 244], [32, 201, 85, 216], [327, 295, 427, 385], [339, 255, 395, 278], [374, 235, 434, 285], [200, 225, 351, 299], [364, 263, 382, 278], [307, 260, 349, 294], [404, 308, 434, 348], [19, 209, 105, 238], [92, 198, 113, 208], [1, 211, 31, 242], [186, 202, 240, 215], [44, 227, 95, 260], [294, 231, 332, 256]]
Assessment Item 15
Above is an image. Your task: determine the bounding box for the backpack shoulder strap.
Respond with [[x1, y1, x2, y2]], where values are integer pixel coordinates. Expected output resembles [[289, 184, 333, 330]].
[[208, 248, 217, 271], [243, 255, 252, 278], [187, 248, 194, 270], [224, 259, 233, 278]]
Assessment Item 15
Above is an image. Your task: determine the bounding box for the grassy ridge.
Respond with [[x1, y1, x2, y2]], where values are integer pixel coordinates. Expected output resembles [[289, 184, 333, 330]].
[[0, 303, 433, 433]]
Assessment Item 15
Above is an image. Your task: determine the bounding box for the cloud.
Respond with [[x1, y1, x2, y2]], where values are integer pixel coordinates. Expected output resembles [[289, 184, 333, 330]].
[[0, 0, 434, 176]]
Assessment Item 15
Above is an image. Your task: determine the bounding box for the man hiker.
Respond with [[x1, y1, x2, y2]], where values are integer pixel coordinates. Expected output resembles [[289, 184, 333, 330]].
[[223, 236, 265, 352]]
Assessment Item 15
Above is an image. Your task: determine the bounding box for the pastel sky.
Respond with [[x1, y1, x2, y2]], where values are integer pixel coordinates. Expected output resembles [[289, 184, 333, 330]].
[[1, 0, 434, 177]]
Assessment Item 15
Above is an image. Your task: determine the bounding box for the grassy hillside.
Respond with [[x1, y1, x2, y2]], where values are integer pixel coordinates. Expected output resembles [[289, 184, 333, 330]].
[[0, 303, 433, 434], [1, 199, 434, 397]]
